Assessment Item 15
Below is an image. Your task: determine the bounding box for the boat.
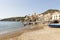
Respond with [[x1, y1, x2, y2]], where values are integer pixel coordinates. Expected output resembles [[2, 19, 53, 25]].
[[49, 23, 60, 28], [48, 20, 60, 28]]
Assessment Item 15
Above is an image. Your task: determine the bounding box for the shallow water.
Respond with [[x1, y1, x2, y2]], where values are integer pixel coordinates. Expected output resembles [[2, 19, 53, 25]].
[[0, 21, 24, 34]]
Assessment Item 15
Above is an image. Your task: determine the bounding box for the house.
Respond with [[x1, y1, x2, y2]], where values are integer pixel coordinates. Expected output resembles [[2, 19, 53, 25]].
[[51, 11, 60, 21], [43, 13, 51, 21], [41, 9, 60, 22], [37, 14, 44, 22]]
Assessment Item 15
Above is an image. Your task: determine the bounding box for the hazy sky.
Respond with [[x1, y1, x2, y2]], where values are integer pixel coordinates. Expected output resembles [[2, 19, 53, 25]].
[[0, 0, 60, 19]]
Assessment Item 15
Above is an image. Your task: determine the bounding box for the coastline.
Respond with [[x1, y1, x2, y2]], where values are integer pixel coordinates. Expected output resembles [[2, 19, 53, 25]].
[[0, 24, 45, 40]]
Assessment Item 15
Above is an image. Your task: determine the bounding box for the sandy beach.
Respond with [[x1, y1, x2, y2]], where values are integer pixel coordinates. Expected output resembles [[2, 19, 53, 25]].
[[19, 24, 60, 40], [0, 23, 44, 40], [1, 23, 60, 40]]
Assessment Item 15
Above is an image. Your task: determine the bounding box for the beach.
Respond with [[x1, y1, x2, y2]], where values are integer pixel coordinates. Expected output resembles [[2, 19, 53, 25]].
[[0, 23, 44, 40], [1, 23, 60, 40], [19, 24, 60, 40]]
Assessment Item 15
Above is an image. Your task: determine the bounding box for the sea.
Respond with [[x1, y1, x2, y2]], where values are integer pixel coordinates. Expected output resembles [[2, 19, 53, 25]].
[[0, 21, 24, 34]]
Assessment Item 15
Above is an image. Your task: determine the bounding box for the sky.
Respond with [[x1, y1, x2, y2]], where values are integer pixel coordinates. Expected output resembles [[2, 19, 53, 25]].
[[0, 0, 60, 19]]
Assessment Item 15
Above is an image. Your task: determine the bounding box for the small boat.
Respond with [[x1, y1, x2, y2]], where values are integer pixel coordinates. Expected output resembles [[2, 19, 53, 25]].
[[48, 20, 60, 28], [49, 23, 60, 28]]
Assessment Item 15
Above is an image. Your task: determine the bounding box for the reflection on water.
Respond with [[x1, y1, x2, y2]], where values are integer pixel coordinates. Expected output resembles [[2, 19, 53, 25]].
[[0, 21, 24, 34]]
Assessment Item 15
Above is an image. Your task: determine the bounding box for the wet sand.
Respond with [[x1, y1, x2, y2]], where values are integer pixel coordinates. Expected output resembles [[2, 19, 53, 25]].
[[0, 24, 44, 40], [2, 23, 60, 40]]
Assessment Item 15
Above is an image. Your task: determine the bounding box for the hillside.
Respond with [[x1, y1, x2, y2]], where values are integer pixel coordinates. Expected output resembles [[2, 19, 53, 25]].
[[0, 17, 25, 22], [42, 9, 60, 15], [0, 9, 60, 22]]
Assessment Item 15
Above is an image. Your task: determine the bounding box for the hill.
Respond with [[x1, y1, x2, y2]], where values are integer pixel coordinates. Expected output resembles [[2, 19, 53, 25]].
[[42, 9, 60, 15], [1, 9, 60, 22], [0, 17, 25, 22]]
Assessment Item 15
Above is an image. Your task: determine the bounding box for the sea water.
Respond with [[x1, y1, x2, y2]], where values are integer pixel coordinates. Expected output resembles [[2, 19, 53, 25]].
[[0, 21, 24, 34]]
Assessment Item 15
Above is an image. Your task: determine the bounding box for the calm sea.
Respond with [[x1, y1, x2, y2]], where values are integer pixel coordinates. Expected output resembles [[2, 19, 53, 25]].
[[0, 21, 24, 34]]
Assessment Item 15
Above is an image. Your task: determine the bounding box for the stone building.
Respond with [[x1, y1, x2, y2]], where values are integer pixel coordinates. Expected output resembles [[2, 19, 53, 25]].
[[51, 12, 60, 21], [37, 14, 44, 22], [35, 9, 60, 23], [24, 9, 60, 23], [43, 13, 52, 21]]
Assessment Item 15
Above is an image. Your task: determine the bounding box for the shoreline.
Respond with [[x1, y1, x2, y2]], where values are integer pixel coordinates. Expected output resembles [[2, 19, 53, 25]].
[[0, 24, 45, 40]]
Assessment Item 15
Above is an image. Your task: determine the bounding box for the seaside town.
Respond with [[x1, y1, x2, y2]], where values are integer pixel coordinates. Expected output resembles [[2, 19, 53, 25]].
[[1, 9, 60, 40], [1, 9, 60, 25], [1, 0, 60, 40]]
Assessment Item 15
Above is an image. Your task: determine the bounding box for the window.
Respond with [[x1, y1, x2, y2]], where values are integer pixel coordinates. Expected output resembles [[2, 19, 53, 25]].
[[59, 15, 60, 17]]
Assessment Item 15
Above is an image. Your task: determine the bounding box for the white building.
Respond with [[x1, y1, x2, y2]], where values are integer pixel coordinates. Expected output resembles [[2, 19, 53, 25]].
[[38, 11, 60, 22], [51, 12, 60, 21]]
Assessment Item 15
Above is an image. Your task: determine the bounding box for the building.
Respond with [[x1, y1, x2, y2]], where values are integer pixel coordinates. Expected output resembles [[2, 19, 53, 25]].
[[37, 14, 44, 22], [44, 13, 51, 21], [36, 9, 60, 23], [51, 11, 60, 21]]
